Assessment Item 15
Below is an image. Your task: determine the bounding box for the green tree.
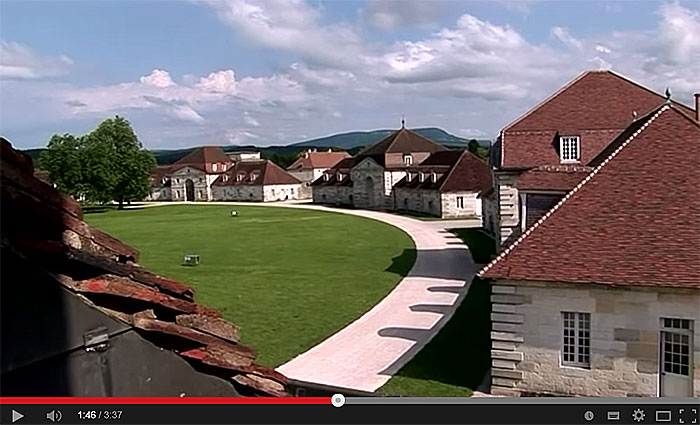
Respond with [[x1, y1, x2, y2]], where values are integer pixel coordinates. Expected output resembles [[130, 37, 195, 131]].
[[467, 139, 480, 155], [39, 134, 85, 198], [86, 116, 155, 209]]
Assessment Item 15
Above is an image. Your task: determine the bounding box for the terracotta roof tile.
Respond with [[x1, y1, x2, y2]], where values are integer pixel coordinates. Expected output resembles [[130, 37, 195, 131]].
[[0, 138, 289, 396], [213, 160, 300, 186], [174, 146, 231, 174], [501, 70, 696, 168], [480, 104, 700, 289], [287, 151, 351, 170], [516, 166, 593, 191], [358, 127, 447, 157]]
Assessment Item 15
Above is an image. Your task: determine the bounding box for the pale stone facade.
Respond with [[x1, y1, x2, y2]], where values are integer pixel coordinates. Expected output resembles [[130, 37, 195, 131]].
[[312, 185, 353, 205], [350, 158, 388, 209], [212, 183, 302, 202], [490, 281, 700, 397], [170, 167, 211, 201]]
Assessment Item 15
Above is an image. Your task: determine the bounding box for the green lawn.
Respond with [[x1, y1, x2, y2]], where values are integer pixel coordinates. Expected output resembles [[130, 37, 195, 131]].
[[378, 228, 496, 397], [85, 204, 415, 367]]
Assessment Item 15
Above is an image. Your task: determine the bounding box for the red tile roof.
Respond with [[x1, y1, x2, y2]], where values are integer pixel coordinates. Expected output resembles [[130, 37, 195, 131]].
[[213, 160, 301, 186], [287, 151, 351, 170], [393, 150, 492, 193], [358, 127, 447, 157], [1, 138, 288, 396], [516, 165, 592, 192], [500, 70, 696, 168], [480, 104, 700, 289], [174, 146, 231, 174]]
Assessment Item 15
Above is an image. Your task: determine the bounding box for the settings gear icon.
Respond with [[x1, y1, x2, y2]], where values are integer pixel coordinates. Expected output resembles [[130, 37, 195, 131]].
[[632, 408, 646, 422]]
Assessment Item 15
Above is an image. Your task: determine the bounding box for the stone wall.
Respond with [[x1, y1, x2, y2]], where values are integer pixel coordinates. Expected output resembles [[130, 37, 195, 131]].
[[212, 185, 263, 201], [481, 190, 498, 235], [441, 192, 482, 219], [262, 184, 303, 202], [351, 159, 384, 209], [394, 187, 441, 216], [146, 187, 171, 201], [495, 172, 520, 249], [490, 280, 700, 397], [312, 185, 353, 205], [170, 167, 210, 201]]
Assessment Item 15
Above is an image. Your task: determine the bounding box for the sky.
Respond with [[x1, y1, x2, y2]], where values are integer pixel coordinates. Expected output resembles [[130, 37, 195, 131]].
[[1, 0, 699, 149]]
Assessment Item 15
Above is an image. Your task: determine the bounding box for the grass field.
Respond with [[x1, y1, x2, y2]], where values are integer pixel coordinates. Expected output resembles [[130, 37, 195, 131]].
[[378, 229, 496, 396], [85, 204, 415, 367]]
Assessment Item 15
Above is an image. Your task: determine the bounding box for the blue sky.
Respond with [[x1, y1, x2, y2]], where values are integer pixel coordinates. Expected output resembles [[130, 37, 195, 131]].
[[1, 0, 698, 149]]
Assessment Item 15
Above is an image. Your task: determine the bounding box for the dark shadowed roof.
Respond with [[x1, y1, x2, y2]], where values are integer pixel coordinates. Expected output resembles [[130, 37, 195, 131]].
[[481, 104, 700, 289], [0, 138, 289, 396], [358, 127, 447, 157], [173, 146, 231, 174], [213, 160, 301, 186]]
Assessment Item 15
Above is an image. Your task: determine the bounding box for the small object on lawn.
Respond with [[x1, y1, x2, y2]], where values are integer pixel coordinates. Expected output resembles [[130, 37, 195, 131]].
[[183, 254, 200, 266], [231, 210, 238, 217]]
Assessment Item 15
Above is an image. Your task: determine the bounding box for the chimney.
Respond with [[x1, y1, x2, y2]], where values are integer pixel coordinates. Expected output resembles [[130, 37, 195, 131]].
[[695, 93, 700, 122]]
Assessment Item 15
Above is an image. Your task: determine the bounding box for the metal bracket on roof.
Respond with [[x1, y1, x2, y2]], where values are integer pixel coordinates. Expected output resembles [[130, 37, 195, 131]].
[[84, 326, 109, 352]]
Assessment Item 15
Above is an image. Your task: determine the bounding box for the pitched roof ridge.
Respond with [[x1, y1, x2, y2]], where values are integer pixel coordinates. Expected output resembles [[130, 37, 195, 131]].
[[437, 150, 469, 192], [479, 104, 670, 278], [501, 70, 591, 132]]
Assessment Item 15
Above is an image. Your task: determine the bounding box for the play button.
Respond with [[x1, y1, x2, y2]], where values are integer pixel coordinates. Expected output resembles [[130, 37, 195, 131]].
[[12, 410, 24, 423]]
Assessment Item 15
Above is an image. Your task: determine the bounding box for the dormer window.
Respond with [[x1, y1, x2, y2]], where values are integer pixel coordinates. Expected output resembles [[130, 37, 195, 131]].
[[213, 163, 218, 172], [419, 172, 425, 182], [323, 173, 330, 182], [236, 172, 245, 182], [431, 172, 437, 183], [222, 164, 226, 171], [407, 173, 413, 182], [337, 172, 343, 181], [223, 174, 229, 182], [250, 171, 259, 182], [403, 154, 413, 166], [560, 136, 580, 163]]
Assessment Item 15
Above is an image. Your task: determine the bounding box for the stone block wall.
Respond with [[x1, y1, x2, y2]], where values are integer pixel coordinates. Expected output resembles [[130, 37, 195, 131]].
[[495, 172, 520, 249], [490, 281, 700, 397], [146, 187, 171, 201], [351, 160, 384, 209], [441, 192, 481, 219], [394, 187, 441, 216], [212, 185, 263, 201], [262, 184, 303, 202], [312, 185, 353, 205]]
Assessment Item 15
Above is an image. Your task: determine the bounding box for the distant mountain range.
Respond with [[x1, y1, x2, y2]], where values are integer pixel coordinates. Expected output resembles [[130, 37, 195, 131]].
[[23, 127, 490, 166], [292, 127, 489, 149]]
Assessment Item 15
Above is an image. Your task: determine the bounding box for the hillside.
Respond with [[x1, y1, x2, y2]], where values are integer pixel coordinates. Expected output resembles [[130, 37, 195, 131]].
[[292, 127, 489, 149]]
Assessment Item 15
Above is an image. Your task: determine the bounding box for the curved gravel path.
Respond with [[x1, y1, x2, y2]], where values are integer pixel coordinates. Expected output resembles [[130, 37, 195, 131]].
[[130, 201, 480, 392]]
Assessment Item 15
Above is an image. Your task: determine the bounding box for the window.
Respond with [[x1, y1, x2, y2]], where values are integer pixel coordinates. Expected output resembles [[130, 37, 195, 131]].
[[175, 190, 180, 198], [407, 173, 413, 182], [456, 196, 465, 209], [560, 136, 580, 162], [223, 174, 229, 182], [419, 172, 425, 182], [250, 172, 259, 182], [431, 172, 437, 183], [337, 172, 343, 181], [403, 154, 413, 166], [222, 164, 227, 171], [661, 318, 692, 376], [562, 312, 590, 367], [324, 173, 330, 182], [237, 172, 245, 182], [213, 163, 218, 172]]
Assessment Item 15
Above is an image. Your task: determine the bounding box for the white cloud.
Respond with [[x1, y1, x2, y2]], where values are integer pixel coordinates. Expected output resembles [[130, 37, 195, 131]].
[[0, 41, 73, 79], [197, 70, 236, 93], [657, 2, 700, 66], [551, 27, 583, 51], [362, 0, 443, 30], [243, 111, 260, 127], [139, 69, 175, 88], [199, 0, 364, 69]]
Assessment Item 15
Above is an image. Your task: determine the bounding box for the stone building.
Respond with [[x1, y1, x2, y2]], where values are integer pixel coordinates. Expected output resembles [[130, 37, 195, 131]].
[[211, 159, 303, 202], [490, 70, 697, 249], [286, 149, 350, 199], [393, 150, 492, 219], [480, 103, 700, 397], [148, 146, 232, 201]]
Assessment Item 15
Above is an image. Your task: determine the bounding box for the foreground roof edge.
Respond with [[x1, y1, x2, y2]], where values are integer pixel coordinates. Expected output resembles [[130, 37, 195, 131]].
[[478, 103, 678, 279]]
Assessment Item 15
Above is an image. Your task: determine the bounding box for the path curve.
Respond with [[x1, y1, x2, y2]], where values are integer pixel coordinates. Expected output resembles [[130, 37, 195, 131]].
[[129, 202, 480, 392]]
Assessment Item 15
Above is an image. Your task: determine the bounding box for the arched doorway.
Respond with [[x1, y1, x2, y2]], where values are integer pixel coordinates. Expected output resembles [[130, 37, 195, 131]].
[[364, 176, 375, 208], [185, 179, 195, 201]]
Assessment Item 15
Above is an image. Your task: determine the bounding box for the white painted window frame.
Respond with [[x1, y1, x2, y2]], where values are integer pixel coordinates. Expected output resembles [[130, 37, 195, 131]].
[[561, 311, 591, 368], [559, 136, 580, 163], [456, 196, 465, 209], [403, 154, 413, 166]]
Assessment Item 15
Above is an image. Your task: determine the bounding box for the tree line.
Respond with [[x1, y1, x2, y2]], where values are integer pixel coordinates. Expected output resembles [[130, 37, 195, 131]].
[[40, 116, 155, 209]]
